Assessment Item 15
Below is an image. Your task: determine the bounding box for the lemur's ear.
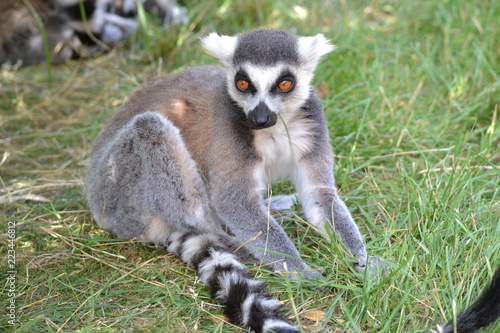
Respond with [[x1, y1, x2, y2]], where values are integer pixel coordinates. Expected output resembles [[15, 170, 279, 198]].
[[201, 33, 237, 67], [298, 34, 336, 71]]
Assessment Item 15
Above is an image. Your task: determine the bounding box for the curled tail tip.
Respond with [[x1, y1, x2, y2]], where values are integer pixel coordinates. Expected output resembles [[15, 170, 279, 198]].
[[433, 267, 500, 333], [460, 267, 500, 331], [262, 319, 303, 332]]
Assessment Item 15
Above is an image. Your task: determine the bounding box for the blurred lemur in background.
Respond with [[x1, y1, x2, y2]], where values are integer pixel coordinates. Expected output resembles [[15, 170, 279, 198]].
[[0, 0, 186, 66], [85, 29, 500, 333]]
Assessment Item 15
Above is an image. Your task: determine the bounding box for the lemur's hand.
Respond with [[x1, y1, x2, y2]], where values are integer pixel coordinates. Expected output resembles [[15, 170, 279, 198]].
[[354, 255, 390, 282]]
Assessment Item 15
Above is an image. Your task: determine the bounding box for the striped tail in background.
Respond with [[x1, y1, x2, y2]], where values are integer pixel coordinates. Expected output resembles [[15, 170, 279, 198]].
[[430, 267, 500, 333]]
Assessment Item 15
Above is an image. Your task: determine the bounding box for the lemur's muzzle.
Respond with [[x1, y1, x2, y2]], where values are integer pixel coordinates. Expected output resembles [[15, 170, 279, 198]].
[[247, 101, 277, 130]]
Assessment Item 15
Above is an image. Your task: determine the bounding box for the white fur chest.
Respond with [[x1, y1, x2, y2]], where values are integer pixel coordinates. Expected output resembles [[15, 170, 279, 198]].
[[253, 113, 315, 186]]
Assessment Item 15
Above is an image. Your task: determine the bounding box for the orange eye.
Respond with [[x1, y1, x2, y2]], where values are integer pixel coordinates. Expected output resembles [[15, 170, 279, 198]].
[[236, 79, 250, 91], [278, 79, 293, 91]]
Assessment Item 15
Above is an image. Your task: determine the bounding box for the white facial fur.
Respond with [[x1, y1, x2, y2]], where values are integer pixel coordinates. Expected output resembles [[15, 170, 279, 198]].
[[201, 32, 336, 117], [224, 63, 312, 116]]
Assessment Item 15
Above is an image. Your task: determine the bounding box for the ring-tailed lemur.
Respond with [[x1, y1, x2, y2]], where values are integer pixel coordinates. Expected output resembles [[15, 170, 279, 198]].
[[85, 29, 500, 333], [0, 0, 185, 66]]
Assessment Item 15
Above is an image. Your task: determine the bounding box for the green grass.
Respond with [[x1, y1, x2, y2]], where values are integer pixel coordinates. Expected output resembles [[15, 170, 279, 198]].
[[1, 0, 499, 332]]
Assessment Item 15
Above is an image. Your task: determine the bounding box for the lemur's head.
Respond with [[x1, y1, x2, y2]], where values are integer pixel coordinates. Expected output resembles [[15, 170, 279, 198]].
[[201, 29, 335, 130]]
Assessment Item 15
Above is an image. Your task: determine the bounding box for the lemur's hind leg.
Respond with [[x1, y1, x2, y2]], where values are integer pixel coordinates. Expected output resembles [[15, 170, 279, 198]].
[[86, 111, 219, 243]]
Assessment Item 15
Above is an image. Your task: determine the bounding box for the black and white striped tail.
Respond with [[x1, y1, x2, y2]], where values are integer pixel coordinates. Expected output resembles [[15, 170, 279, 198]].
[[431, 267, 500, 333], [166, 231, 302, 333]]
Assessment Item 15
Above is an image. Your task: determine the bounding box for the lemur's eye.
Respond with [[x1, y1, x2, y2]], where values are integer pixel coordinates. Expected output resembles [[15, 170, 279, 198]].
[[236, 79, 250, 91], [278, 79, 293, 91]]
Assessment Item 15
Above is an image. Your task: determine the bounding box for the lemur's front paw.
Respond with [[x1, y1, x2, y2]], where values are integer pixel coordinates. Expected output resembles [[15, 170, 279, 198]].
[[291, 267, 325, 291], [272, 261, 323, 281], [354, 255, 390, 282], [354, 253, 367, 272], [283, 267, 324, 281]]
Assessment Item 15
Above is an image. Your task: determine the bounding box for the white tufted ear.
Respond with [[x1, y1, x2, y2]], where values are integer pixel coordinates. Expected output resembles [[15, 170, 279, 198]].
[[200, 33, 238, 67], [297, 34, 336, 71]]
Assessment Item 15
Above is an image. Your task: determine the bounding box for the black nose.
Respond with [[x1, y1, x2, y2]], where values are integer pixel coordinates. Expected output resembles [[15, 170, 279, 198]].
[[247, 101, 277, 129]]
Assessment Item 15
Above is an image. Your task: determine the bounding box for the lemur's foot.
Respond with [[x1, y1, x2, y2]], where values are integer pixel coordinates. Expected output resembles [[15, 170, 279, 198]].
[[288, 267, 325, 291], [263, 194, 297, 212], [354, 255, 390, 282]]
